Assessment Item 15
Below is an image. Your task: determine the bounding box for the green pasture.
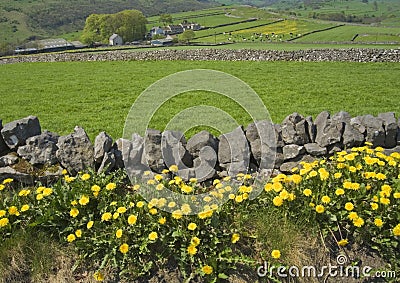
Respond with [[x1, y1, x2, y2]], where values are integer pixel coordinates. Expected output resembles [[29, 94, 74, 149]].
[[0, 60, 399, 140], [295, 24, 400, 43], [197, 19, 336, 43]]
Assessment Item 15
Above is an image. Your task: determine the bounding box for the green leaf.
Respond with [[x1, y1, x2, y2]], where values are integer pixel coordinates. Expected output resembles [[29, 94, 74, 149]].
[[218, 273, 229, 279]]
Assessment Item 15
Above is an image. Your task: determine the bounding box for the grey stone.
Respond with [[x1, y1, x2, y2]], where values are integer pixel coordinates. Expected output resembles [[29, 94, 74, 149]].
[[0, 166, 34, 185], [218, 126, 250, 175], [315, 111, 344, 147], [342, 124, 365, 148], [94, 132, 113, 164], [161, 130, 193, 169], [0, 166, 62, 186], [0, 153, 19, 167], [305, 116, 316, 143], [328, 143, 343, 155], [332, 111, 351, 124], [304, 143, 327, 156], [1, 116, 41, 150], [120, 134, 149, 178], [398, 118, 400, 145], [17, 131, 59, 165], [281, 113, 310, 145], [359, 115, 385, 147], [0, 120, 9, 155], [177, 168, 196, 181], [245, 120, 279, 169], [56, 126, 94, 175], [187, 130, 218, 159], [194, 146, 218, 182], [384, 145, 400, 156], [280, 161, 299, 173], [378, 112, 397, 148], [97, 150, 116, 174], [350, 116, 366, 135], [283, 144, 305, 160], [143, 129, 165, 173], [113, 138, 125, 169]]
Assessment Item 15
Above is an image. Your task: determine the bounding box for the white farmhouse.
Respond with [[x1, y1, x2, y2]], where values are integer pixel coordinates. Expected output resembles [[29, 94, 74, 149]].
[[109, 34, 123, 46]]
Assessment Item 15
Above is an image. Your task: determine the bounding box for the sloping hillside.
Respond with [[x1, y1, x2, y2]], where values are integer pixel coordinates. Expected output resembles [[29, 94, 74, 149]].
[[0, 0, 215, 44]]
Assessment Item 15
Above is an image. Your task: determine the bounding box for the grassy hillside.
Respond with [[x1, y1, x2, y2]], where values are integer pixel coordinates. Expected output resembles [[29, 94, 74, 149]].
[[0, 60, 399, 140], [0, 0, 215, 44]]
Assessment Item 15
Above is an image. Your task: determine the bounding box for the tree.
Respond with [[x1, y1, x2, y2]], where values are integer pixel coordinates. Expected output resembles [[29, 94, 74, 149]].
[[159, 14, 173, 26], [178, 30, 195, 45], [81, 10, 147, 44]]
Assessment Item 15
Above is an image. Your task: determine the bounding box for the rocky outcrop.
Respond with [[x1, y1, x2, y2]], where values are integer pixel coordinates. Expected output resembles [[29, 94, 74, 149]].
[[17, 131, 59, 165]]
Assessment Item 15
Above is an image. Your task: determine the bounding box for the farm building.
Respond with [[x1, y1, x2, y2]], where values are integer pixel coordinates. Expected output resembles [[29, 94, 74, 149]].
[[109, 34, 123, 46], [151, 36, 173, 46], [150, 27, 165, 38], [165, 25, 184, 35]]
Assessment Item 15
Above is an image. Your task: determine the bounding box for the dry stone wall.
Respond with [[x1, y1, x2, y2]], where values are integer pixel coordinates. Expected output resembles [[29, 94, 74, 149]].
[[1, 48, 400, 64], [0, 112, 399, 185]]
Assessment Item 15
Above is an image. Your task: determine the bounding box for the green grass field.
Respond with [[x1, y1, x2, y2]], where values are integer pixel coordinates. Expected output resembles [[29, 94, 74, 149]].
[[295, 24, 400, 43], [0, 60, 399, 140]]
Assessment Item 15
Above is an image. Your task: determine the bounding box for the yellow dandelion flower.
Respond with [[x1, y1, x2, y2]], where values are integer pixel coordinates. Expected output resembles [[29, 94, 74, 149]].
[[321, 196, 331, 204], [79, 195, 90, 206], [353, 217, 364, 227], [303, 189, 312, 196], [91, 185, 101, 192], [158, 217, 166, 225], [334, 172, 342, 179], [272, 182, 283, 192], [101, 212, 112, 222], [128, 214, 137, 225], [147, 179, 156, 185], [181, 204, 192, 215], [172, 210, 183, 219], [370, 202, 379, 210], [0, 210, 5, 217], [202, 265, 213, 275], [42, 188, 53, 196], [235, 195, 244, 203], [191, 236, 201, 246], [374, 218, 383, 227], [149, 208, 158, 215], [338, 239, 348, 247], [335, 188, 345, 196], [67, 234, 76, 242], [375, 173, 386, 180], [117, 207, 127, 214], [315, 205, 325, 213], [154, 174, 163, 182], [394, 193, 400, 199], [380, 197, 390, 205], [2, 178, 13, 184], [156, 183, 164, 191], [75, 229, 82, 238], [93, 271, 104, 281], [169, 165, 178, 172], [344, 202, 354, 211], [162, 169, 169, 174], [231, 233, 240, 244], [70, 208, 79, 218], [87, 221, 94, 229], [189, 178, 197, 183], [116, 229, 123, 238], [106, 183, 116, 190], [181, 185, 193, 194], [0, 218, 9, 227], [113, 212, 119, 219], [188, 223, 197, 231], [279, 189, 289, 200], [273, 196, 283, 207], [187, 244, 197, 255], [136, 201, 145, 208], [62, 169, 68, 175], [0, 184, 5, 191], [271, 249, 281, 259], [148, 232, 158, 241], [20, 205, 29, 212], [393, 224, 400, 236], [8, 206, 19, 216], [119, 243, 129, 254], [348, 212, 358, 220], [81, 173, 90, 181]]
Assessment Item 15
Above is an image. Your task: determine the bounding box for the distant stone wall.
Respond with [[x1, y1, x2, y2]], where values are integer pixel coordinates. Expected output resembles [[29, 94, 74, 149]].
[[1, 112, 399, 185], [1, 48, 400, 65]]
